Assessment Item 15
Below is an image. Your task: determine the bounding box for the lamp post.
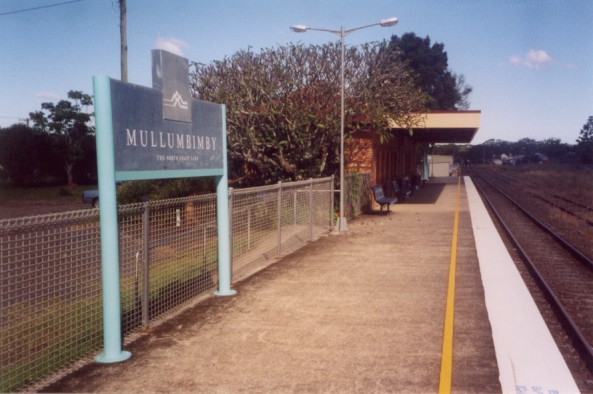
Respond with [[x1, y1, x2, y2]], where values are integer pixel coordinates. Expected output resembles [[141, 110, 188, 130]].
[[290, 17, 398, 231]]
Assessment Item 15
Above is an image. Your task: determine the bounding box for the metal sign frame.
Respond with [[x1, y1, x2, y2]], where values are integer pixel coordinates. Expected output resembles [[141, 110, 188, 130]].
[[92, 50, 235, 364]]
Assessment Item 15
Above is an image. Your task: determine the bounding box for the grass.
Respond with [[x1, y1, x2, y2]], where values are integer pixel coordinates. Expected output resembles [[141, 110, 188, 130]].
[[1, 248, 218, 393], [0, 184, 97, 203], [0, 296, 104, 393], [490, 164, 593, 207]]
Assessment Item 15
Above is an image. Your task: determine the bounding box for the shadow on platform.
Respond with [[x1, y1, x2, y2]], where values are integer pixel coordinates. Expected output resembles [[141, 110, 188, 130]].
[[400, 178, 453, 205]]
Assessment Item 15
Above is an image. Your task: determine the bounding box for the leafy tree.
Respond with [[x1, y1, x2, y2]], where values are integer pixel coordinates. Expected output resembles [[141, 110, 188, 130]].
[[29, 91, 94, 185], [387, 33, 472, 110], [458, 137, 581, 165], [0, 124, 57, 186], [576, 116, 593, 164], [537, 138, 572, 162], [577, 116, 593, 143], [191, 42, 424, 186], [512, 138, 537, 155], [72, 133, 98, 184]]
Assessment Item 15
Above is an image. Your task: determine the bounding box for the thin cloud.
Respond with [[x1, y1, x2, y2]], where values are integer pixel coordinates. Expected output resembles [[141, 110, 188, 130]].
[[508, 49, 553, 70], [155, 37, 188, 56], [563, 63, 577, 70], [34, 92, 62, 100]]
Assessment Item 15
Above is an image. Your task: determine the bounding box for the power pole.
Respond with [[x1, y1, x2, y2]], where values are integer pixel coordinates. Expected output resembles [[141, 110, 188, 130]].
[[119, 0, 127, 82]]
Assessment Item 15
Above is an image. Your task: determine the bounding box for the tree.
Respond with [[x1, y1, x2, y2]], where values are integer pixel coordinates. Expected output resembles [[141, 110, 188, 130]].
[[458, 137, 582, 165], [387, 33, 472, 110], [536, 138, 572, 162], [576, 116, 593, 164], [0, 124, 57, 186], [191, 42, 424, 186], [29, 91, 94, 185], [513, 138, 537, 156], [72, 133, 98, 184]]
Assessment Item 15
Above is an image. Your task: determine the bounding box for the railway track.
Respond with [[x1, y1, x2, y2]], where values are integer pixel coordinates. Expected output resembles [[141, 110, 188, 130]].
[[471, 174, 593, 377], [480, 169, 593, 231]]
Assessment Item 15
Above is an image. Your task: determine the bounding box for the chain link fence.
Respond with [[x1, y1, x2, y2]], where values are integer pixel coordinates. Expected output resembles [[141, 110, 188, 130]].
[[1, 210, 103, 392], [0, 174, 369, 392], [231, 177, 335, 281], [343, 173, 372, 219]]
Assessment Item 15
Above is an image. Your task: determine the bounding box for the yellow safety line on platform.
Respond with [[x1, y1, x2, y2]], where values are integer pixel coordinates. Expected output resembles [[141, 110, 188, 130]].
[[439, 177, 461, 394]]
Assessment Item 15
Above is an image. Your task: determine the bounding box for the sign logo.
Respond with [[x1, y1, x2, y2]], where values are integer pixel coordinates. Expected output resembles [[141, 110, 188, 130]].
[[152, 50, 192, 123], [163, 90, 189, 110]]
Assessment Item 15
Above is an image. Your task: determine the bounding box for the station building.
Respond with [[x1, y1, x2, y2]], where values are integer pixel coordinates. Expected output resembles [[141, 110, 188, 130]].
[[346, 110, 481, 191]]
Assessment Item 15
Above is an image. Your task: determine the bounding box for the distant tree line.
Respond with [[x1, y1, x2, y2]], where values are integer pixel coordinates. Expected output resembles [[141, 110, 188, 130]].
[[576, 116, 593, 164], [0, 91, 96, 187], [434, 119, 593, 166]]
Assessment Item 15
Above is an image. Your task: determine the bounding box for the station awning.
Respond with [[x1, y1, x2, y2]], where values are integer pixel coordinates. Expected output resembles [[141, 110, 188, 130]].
[[389, 111, 481, 144]]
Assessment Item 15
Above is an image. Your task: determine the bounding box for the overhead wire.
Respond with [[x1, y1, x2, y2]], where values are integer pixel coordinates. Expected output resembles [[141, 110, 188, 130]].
[[0, 0, 85, 17]]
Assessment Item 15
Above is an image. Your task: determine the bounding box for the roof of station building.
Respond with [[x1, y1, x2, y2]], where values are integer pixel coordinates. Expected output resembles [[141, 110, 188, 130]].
[[388, 110, 481, 143]]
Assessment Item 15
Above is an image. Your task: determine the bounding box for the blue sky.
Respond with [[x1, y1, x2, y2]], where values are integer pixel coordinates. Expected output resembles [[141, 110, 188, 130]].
[[1, 0, 592, 145]]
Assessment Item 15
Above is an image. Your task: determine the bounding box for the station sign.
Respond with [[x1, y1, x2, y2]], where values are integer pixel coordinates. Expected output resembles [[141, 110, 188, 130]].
[[109, 50, 224, 180], [92, 49, 234, 365]]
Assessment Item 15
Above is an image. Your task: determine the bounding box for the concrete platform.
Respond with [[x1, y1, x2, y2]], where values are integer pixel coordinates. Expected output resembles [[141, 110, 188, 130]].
[[43, 177, 501, 392], [465, 177, 578, 393]]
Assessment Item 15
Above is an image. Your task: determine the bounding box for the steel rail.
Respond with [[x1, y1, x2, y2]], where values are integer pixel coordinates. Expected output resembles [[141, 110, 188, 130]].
[[477, 175, 593, 271], [472, 175, 593, 372], [479, 170, 593, 228]]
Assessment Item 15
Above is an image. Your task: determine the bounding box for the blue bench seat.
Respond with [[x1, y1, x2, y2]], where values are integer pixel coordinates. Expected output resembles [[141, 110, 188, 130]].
[[370, 185, 397, 212]]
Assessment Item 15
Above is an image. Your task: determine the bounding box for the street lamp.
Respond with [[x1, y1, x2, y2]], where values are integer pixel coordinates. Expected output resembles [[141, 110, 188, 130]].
[[290, 17, 398, 232]]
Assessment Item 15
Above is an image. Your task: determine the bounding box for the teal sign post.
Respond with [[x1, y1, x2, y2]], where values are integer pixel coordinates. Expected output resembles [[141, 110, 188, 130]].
[[93, 50, 235, 364]]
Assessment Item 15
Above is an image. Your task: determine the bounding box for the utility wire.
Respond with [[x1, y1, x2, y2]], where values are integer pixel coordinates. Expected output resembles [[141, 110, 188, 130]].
[[0, 0, 85, 17]]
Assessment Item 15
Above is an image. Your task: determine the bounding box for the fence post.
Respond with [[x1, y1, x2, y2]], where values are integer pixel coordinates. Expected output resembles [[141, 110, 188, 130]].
[[203, 224, 207, 271], [214, 174, 236, 297], [228, 187, 234, 275], [344, 174, 350, 221], [293, 189, 297, 226], [330, 175, 335, 230], [142, 203, 150, 326], [309, 178, 313, 240], [247, 205, 251, 250], [277, 180, 282, 257]]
